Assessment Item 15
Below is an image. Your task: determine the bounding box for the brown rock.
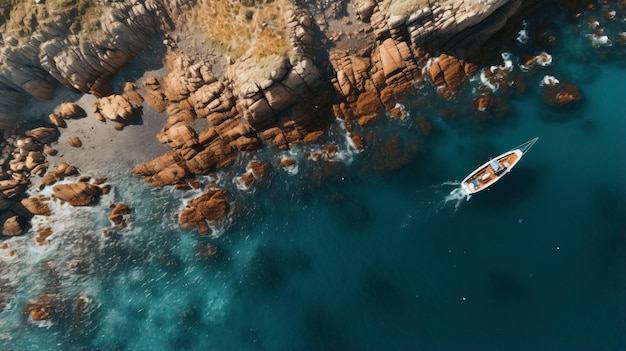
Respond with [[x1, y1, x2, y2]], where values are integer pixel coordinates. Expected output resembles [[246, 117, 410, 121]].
[[248, 161, 269, 179], [358, 113, 380, 127], [67, 137, 82, 148], [179, 188, 231, 233], [428, 54, 472, 97], [109, 203, 131, 227], [52, 182, 102, 206], [279, 158, 295, 168], [23, 294, 62, 321], [96, 94, 140, 123], [416, 117, 432, 136], [157, 124, 199, 148], [543, 83, 582, 107], [26, 127, 58, 144], [49, 114, 67, 128], [240, 172, 255, 187], [2, 215, 24, 236], [35, 226, 53, 245], [350, 134, 364, 150], [58, 102, 86, 119], [21, 197, 51, 216], [324, 144, 338, 158]]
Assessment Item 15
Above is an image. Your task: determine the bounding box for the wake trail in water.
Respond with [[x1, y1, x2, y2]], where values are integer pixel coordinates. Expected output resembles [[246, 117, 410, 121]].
[[403, 181, 470, 227]]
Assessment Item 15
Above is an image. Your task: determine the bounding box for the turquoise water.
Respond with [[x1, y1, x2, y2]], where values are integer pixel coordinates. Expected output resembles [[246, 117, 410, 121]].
[[2, 3, 626, 350]]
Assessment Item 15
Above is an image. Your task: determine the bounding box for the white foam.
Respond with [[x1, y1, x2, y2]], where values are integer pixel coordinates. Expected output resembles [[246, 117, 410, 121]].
[[516, 21, 529, 44], [586, 34, 612, 47], [444, 186, 471, 212], [279, 156, 299, 175], [540, 75, 560, 86], [233, 173, 253, 192], [480, 69, 499, 92]]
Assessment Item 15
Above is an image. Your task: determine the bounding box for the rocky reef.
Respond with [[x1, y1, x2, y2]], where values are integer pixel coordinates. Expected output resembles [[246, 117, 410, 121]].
[[1, 0, 610, 237]]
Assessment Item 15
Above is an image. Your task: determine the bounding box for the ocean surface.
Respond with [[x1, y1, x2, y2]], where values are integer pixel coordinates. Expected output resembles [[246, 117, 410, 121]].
[[1, 2, 625, 350]]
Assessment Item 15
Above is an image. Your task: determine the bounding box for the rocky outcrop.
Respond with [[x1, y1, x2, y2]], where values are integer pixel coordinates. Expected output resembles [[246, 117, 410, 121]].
[[49, 103, 87, 127], [0, 0, 187, 125], [109, 203, 131, 227], [52, 182, 102, 206], [23, 294, 64, 322], [93, 83, 144, 128], [428, 54, 477, 98], [179, 188, 231, 234], [543, 82, 582, 107], [42, 162, 80, 186]]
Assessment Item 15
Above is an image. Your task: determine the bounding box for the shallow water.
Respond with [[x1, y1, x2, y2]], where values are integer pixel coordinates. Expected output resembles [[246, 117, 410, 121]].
[[2, 2, 626, 350]]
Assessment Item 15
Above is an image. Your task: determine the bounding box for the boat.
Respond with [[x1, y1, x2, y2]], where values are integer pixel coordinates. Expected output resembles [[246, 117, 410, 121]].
[[461, 137, 538, 195]]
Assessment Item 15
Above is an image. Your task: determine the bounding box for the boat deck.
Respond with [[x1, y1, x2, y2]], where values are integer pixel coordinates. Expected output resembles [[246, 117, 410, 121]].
[[463, 151, 520, 192]]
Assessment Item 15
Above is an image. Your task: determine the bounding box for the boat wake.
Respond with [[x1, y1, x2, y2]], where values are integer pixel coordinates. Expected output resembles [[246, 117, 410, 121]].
[[444, 185, 471, 212]]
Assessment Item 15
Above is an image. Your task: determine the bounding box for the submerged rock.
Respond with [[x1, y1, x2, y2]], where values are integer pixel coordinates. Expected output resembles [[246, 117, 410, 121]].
[[543, 82, 582, 107]]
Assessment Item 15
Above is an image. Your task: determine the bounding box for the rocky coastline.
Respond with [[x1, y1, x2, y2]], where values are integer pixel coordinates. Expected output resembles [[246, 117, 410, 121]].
[[1, 0, 618, 247]]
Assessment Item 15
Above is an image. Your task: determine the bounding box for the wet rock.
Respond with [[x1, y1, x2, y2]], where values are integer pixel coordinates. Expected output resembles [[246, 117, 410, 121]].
[[23, 294, 64, 322], [428, 54, 477, 98], [21, 197, 51, 216], [179, 188, 231, 234], [2, 215, 25, 236], [247, 161, 269, 179], [42, 162, 79, 185], [543, 82, 582, 107], [35, 226, 53, 245], [52, 182, 102, 206], [109, 203, 131, 227]]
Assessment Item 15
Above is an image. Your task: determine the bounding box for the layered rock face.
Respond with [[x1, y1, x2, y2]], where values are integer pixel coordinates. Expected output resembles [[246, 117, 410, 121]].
[[0, 0, 189, 126], [330, 0, 525, 125], [133, 6, 333, 186]]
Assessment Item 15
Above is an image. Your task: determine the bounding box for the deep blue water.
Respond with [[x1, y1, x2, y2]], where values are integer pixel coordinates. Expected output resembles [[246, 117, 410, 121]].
[[1, 3, 625, 350]]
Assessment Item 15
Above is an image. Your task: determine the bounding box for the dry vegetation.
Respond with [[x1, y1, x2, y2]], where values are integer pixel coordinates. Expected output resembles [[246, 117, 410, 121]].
[[188, 0, 292, 60], [387, 0, 431, 16], [0, 0, 107, 44]]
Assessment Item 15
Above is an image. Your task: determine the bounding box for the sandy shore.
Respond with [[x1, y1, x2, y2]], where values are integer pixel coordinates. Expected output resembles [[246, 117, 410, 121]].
[[18, 75, 170, 182]]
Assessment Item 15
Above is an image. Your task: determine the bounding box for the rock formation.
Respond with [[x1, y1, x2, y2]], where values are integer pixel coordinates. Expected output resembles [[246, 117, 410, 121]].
[[0, 0, 188, 126], [52, 182, 103, 206], [109, 203, 131, 227], [543, 82, 582, 107], [179, 188, 231, 234]]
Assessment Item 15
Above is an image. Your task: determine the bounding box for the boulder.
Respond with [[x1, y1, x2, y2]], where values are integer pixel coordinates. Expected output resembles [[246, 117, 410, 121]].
[[67, 137, 82, 148], [428, 54, 475, 98], [179, 188, 231, 234], [2, 215, 24, 236], [23, 294, 63, 322], [52, 182, 102, 206], [35, 226, 53, 245], [26, 127, 58, 144], [157, 124, 199, 148], [57, 102, 86, 119], [247, 161, 269, 179], [109, 203, 131, 227], [95, 94, 140, 124], [49, 114, 67, 128], [42, 162, 79, 185], [21, 197, 51, 216]]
